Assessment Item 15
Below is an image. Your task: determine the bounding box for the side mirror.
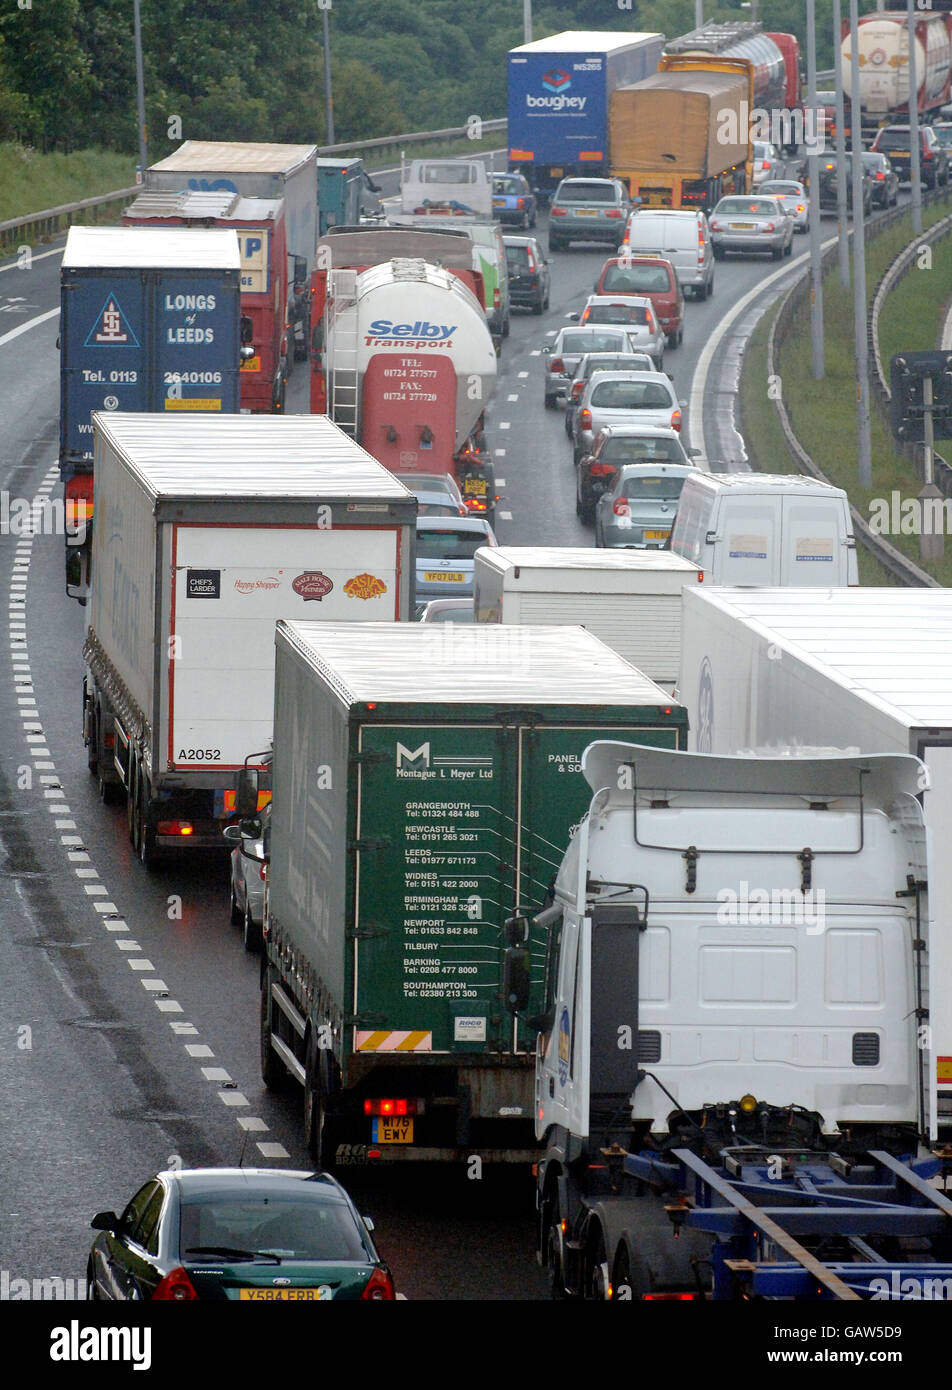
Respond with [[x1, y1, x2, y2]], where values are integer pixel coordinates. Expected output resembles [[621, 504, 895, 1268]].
[[541, 346, 551, 356], [567, 312, 579, 322], [223, 824, 242, 844], [362, 1215, 375, 1233], [65, 540, 90, 606], [90, 1211, 119, 1233], [503, 945, 531, 1014]]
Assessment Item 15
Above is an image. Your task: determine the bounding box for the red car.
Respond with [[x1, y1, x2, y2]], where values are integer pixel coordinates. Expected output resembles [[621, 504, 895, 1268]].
[[593, 255, 685, 349]]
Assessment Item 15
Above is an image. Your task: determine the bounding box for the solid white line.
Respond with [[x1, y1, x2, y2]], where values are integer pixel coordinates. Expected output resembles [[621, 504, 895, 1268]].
[[0, 306, 58, 349], [688, 236, 838, 460]]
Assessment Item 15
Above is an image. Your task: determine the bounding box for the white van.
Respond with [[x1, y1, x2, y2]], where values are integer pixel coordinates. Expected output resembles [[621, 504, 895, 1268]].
[[622, 208, 714, 300], [400, 159, 492, 217], [669, 473, 858, 585]]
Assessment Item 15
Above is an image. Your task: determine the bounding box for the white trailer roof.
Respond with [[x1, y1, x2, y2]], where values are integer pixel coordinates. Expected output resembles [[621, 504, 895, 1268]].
[[92, 414, 415, 504], [688, 472, 843, 495], [509, 31, 664, 56], [479, 547, 700, 577], [148, 140, 317, 175], [691, 588, 952, 728], [124, 191, 283, 223], [63, 226, 240, 270], [278, 622, 678, 707]]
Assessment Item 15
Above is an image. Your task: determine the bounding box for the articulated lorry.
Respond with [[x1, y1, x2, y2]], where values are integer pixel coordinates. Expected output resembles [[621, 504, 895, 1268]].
[[507, 31, 665, 199], [610, 53, 754, 210], [527, 741, 949, 1299], [310, 252, 499, 517], [678, 585, 952, 1130], [317, 158, 383, 233], [243, 622, 687, 1166], [59, 226, 241, 603], [842, 11, 952, 132], [84, 414, 416, 866], [145, 142, 318, 359], [123, 190, 290, 414]]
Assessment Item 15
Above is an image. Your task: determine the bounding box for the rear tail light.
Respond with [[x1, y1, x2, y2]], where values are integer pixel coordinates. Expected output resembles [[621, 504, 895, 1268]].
[[613, 497, 630, 516], [259, 862, 267, 881], [763, 222, 776, 232], [65, 472, 94, 526], [710, 220, 721, 232], [643, 1292, 696, 1301], [762, 160, 771, 170], [578, 408, 592, 430], [526, 249, 536, 272], [550, 357, 564, 374], [363, 1098, 421, 1116], [157, 820, 195, 837], [153, 1268, 199, 1301], [571, 381, 585, 400], [551, 206, 566, 217], [580, 308, 590, 323], [875, 172, 884, 181], [590, 462, 617, 477], [516, 197, 525, 208], [605, 209, 623, 218], [671, 409, 682, 431], [797, 203, 805, 211], [361, 1268, 396, 1301], [493, 288, 500, 309], [646, 308, 656, 332]]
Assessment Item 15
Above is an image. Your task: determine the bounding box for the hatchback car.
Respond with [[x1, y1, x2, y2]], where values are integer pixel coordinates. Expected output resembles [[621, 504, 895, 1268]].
[[594, 460, 699, 549], [576, 424, 695, 524], [564, 351, 659, 437], [416, 598, 475, 622], [759, 180, 809, 232], [87, 1168, 395, 1301], [542, 325, 646, 407], [503, 234, 550, 313], [492, 172, 537, 228], [861, 152, 900, 209], [815, 155, 873, 216], [394, 472, 467, 515], [573, 371, 683, 464], [228, 801, 269, 952], [709, 195, 794, 260], [870, 124, 950, 189], [414, 515, 497, 599], [575, 295, 665, 366], [548, 177, 632, 251], [593, 255, 685, 347]]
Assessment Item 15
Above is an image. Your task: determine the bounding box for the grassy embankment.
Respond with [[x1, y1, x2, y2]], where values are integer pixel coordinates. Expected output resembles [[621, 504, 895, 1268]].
[[739, 203, 952, 586]]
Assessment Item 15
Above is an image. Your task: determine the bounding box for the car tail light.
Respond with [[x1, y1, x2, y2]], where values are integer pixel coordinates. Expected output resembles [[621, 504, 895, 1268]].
[[580, 307, 590, 323], [578, 408, 592, 430], [590, 462, 617, 477], [363, 1097, 421, 1116], [550, 357, 564, 374], [671, 409, 682, 431], [763, 222, 776, 233], [605, 208, 623, 218], [259, 862, 267, 881], [65, 472, 94, 525], [875, 172, 884, 181], [153, 1267, 199, 1301], [464, 496, 488, 512], [645, 308, 656, 332], [697, 570, 704, 582], [361, 1268, 396, 1301], [493, 287, 500, 309], [551, 206, 566, 217], [643, 1292, 696, 1301], [797, 203, 805, 211], [157, 820, 194, 837], [571, 381, 585, 400], [710, 220, 721, 232], [613, 497, 630, 516], [762, 160, 771, 171], [526, 248, 536, 272], [516, 197, 525, 209]]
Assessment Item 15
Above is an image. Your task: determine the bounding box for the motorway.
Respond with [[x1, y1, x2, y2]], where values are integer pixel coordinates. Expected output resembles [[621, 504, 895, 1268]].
[[0, 203, 846, 1301]]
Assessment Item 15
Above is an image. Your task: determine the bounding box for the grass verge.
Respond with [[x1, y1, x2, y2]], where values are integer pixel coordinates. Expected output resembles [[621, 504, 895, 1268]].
[[0, 143, 134, 223]]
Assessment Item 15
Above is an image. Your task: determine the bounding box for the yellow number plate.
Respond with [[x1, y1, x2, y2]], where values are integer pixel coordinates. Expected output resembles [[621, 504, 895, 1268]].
[[645, 529, 670, 540], [464, 477, 487, 495], [575, 209, 598, 216], [373, 1116, 414, 1143], [240, 356, 261, 372], [239, 1287, 332, 1300], [730, 223, 756, 230], [423, 571, 464, 582]]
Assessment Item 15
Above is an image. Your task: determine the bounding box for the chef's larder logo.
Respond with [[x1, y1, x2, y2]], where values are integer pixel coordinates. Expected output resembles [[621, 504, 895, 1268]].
[[343, 572, 387, 600]]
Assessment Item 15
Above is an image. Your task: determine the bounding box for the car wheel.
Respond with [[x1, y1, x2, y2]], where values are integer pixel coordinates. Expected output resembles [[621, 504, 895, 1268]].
[[520, 210, 530, 231], [713, 245, 724, 260], [544, 394, 557, 410], [784, 238, 792, 256], [666, 331, 678, 349], [230, 878, 242, 926], [532, 295, 544, 315], [772, 245, 783, 260], [243, 896, 262, 953], [564, 412, 574, 437], [548, 239, 562, 253]]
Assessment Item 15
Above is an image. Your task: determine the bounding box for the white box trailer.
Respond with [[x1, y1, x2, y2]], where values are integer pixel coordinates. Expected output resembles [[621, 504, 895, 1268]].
[[84, 412, 416, 863], [473, 546, 702, 692], [678, 585, 952, 1126]]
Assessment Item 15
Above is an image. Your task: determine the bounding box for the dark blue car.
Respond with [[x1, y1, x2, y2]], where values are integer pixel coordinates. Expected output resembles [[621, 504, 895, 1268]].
[[492, 173, 537, 229]]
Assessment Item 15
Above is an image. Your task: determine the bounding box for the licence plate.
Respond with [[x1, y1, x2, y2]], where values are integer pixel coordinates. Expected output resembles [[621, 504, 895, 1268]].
[[423, 571, 464, 582], [463, 477, 487, 495], [729, 222, 756, 230], [240, 356, 261, 372], [373, 1116, 414, 1143], [239, 1287, 331, 1301], [645, 529, 670, 540], [575, 209, 598, 216]]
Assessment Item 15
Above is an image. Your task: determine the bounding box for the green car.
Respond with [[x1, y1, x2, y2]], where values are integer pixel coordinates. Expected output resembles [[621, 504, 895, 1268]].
[[87, 1168, 395, 1301]]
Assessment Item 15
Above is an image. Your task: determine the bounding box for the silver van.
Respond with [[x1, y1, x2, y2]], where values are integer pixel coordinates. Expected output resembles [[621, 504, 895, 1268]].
[[621, 208, 714, 300], [669, 473, 858, 585]]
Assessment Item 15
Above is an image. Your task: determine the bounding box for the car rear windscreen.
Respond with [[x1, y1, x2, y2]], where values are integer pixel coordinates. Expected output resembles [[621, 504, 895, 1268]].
[[605, 439, 683, 462], [591, 381, 671, 408], [717, 199, 778, 216], [875, 131, 911, 151], [506, 246, 530, 269], [582, 355, 652, 378], [586, 304, 649, 324], [621, 473, 688, 500], [179, 1196, 371, 1262], [558, 183, 616, 203], [602, 265, 670, 293], [561, 331, 627, 354], [416, 528, 488, 560]]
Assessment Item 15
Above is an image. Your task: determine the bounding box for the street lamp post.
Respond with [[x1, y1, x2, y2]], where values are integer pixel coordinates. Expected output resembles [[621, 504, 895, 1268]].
[[323, 3, 335, 146], [133, 0, 148, 177]]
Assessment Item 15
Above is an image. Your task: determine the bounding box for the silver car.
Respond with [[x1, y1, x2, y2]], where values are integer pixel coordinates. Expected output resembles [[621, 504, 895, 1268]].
[[759, 180, 809, 233], [394, 472, 467, 514], [543, 325, 647, 407], [752, 140, 783, 187], [228, 802, 270, 952], [414, 515, 497, 599], [416, 598, 475, 622], [575, 296, 665, 367], [573, 371, 683, 464], [709, 195, 794, 261], [564, 351, 659, 437], [548, 176, 632, 251], [595, 460, 700, 549]]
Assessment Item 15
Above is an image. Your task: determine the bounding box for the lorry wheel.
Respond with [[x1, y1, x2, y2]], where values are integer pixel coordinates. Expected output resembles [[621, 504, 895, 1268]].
[[304, 1034, 337, 1166], [137, 772, 160, 869], [260, 965, 291, 1091], [126, 748, 137, 845], [545, 1214, 568, 1300], [242, 898, 262, 953], [586, 1232, 611, 1301], [97, 718, 121, 807], [86, 696, 98, 773]]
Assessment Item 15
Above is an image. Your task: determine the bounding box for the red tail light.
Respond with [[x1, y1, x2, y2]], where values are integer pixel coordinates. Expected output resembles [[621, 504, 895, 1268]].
[[153, 1267, 199, 1301], [580, 308, 590, 323], [613, 497, 630, 516], [550, 357, 564, 374], [671, 409, 682, 432], [796, 203, 805, 211], [643, 1292, 696, 1301], [590, 462, 618, 477], [493, 288, 500, 309], [66, 472, 94, 524], [551, 207, 566, 217], [363, 1098, 421, 1116], [578, 408, 592, 430], [710, 220, 721, 232], [646, 308, 656, 332], [763, 222, 776, 233], [526, 248, 536, 272], [571, 381, 585, 400], [156, 820, 194, 837], [875, 172, 884, 181], [361, 1268, 395, 1301], [516, 197, 525, 208], [762, 160, 771, 170], [605, 209, 623, 218]]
